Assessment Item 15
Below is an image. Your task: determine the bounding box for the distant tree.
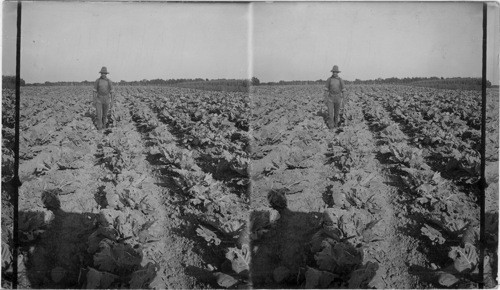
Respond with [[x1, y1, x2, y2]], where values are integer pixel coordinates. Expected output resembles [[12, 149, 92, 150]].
[[251, 77, 260, 86], [2, 75, 25, 88]]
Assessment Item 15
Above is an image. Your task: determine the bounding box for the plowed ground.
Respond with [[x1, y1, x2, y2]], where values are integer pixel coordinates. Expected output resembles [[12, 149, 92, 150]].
[[249, 85, 498, 289], [2, 86, 250, 289], [1, 85, 497, 289]]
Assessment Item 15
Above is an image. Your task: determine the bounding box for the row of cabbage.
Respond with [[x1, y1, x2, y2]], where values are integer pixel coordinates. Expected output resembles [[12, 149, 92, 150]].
[[19, 87, 94, 160], [8, 87, 99, 288], [13, 87, 160, 288], [303, 93, 386, 288], [121, 86, 251, 288], [362, 85, 481, 185], [247, 85, 387, 288], [383, 85, 480, 129], [85, 93, 160, 288], [359, 88, 495, 288], [1, 89, 16, 288]]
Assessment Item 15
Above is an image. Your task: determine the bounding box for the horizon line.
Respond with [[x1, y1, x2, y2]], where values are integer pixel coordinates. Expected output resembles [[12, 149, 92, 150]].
[[3, 75, 491, 85]]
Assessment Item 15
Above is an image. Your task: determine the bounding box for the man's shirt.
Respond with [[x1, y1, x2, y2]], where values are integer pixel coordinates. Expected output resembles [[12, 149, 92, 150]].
[[94, 77, 114, 96], [325, 77, 345, 95]]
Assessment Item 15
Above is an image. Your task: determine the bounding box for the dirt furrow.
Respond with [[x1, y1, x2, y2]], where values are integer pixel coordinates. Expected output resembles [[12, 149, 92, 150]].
[[249, 86, 427, 288], [124, 88, 251, 288], [357, 91, 431, 287], [108, 91, 208, 288], [124, 87, 251, 288], [359, 88, 484, 287], [318, 91, 426, 288], [249, 89, 332, 287]]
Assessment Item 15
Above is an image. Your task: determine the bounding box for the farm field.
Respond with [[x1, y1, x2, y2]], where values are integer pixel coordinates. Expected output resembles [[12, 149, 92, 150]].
[[1, 84, 498, 289], [2, 86, 250, 288], [249, 84, 498, 288]]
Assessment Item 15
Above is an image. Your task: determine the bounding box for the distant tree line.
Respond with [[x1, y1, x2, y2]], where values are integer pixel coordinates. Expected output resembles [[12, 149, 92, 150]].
[[118, 78, 208, 86], [262, 80, 325, 86], [21, 77, 262, 93], [26, 78, 208, 87], [27, 80, 96, 87], [350, 76, 490, 88], [261, 77, 491, 91], [7, 75, 492, 92], [403, 77, 491, 91], [350, 76, 443, 85], [174, 79, 251, 93], [2, 75, 25, 89]]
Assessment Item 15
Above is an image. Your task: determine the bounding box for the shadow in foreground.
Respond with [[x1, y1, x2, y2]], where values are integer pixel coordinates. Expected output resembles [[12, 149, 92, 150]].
[[250, 208, 322, 289], [19, 191, 99, 288], [250, 190, 378, 289], [19, 190, 155, 289]]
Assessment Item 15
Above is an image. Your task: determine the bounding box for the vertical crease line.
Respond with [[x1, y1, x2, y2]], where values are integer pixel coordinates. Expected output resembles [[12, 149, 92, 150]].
[[479, 2, 487, 289], [246, 2, 254, 281], [13, 1, 23, 289]]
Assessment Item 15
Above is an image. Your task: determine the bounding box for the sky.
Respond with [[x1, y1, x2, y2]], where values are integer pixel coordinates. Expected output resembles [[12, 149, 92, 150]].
[[2, 2, 250, 83], [253, 2, 499, 83], [2, 1, 499, 84]]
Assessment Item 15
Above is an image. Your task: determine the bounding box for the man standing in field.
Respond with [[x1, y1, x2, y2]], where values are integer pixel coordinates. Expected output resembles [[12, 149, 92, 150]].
[[324, 65, 346, 129], [92, 66, 114, 131]]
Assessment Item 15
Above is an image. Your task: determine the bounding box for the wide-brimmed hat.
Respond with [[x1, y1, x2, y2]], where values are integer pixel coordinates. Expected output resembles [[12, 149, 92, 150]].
[[330, 65, 341, 73], [99, 67, 109, 74]]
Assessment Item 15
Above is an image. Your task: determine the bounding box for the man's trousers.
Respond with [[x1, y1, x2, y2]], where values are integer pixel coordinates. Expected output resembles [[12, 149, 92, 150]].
[[94, 95, 111, 130], [325, 93, 342, 128]]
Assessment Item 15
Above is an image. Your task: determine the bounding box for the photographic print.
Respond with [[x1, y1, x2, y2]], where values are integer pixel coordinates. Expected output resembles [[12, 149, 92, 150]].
[[1, 1, 499, 289], [248, 2, 499, 289], [3, 2, 250, 288]]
